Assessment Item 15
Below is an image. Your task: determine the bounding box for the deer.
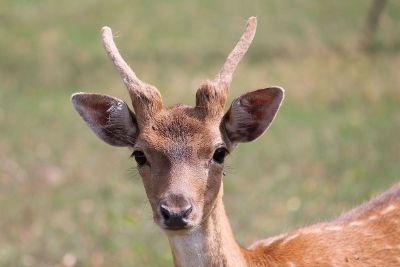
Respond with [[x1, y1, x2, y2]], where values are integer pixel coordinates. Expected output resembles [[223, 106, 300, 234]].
[[71, 17, 400, 266]]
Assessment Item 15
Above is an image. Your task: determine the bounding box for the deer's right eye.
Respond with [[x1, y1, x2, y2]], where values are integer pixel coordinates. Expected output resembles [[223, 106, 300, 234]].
[[131, 151, 147, 166]]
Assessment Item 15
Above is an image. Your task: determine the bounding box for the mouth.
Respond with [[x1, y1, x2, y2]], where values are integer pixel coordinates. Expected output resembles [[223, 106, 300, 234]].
[[158, 219, 198, 232], [161, 221, 195, 231], [162, 225, 199, 234], [163, 225, 189, 231]]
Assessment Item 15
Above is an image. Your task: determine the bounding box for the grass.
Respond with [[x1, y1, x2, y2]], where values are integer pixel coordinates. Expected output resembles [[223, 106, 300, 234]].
[[1, 0, 400, 266]]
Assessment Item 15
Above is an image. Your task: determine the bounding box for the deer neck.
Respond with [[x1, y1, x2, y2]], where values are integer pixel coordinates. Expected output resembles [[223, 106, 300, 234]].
[[166, 195, 247, 267]]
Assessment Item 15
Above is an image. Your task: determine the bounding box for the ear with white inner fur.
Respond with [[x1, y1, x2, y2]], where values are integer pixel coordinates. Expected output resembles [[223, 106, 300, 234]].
[[222, 87, 284, 144], [71, 93, 138, 147]]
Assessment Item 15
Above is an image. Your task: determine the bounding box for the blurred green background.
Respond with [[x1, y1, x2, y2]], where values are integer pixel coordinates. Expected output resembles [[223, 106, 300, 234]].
[[1, 0, 400, 266]]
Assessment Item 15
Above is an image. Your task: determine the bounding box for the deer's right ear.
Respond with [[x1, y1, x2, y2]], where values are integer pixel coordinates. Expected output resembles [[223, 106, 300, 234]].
[[71, 93, 138, 147]]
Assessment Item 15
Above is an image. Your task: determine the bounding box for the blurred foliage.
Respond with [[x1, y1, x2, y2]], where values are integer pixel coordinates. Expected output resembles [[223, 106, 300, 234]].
[[0, 0, 400, 266]]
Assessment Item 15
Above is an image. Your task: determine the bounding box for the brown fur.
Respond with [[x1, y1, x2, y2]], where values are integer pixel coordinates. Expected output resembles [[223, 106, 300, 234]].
[[244, 184, 400, 266]]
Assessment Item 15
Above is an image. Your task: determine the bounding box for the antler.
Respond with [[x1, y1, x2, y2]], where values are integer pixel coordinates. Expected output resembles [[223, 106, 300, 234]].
[[101, 26, 162, 124], [196, 17, 257, 115], [213, 17, 257, 91]]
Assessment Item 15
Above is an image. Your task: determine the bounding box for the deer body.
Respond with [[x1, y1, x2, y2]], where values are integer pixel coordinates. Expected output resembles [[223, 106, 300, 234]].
[[245, 183, 400, 266], [71, 17, 400, 266]]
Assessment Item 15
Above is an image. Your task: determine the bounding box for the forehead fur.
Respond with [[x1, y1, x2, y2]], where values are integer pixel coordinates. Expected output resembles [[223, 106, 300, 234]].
[[152, 105, 205, 142], [138, 104, 222, 153]]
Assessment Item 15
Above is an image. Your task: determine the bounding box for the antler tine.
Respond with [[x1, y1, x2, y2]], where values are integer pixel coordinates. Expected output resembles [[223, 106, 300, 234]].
[[101, 26, 163, 123], [101, 26, 143, 90], [195, 17, 257, 116], [213, 17, 257, 90]]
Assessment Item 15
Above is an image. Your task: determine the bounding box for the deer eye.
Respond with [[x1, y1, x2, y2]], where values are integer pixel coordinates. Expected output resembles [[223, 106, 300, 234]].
[[131, 150, 147, 166], [212, 147, 228, 164]]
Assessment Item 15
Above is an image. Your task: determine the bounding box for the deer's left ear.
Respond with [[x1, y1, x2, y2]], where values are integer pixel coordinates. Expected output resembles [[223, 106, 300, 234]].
[[222, 87, 284, 144]]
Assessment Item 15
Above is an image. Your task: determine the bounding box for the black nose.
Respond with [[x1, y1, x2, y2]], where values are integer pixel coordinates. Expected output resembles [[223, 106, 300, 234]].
[[159, 194, 193, 230]]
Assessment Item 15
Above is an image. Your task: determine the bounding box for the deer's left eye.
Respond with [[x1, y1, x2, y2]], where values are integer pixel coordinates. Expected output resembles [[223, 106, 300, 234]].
[[131, 150, 147, 166], [212, 147, 228, 164]]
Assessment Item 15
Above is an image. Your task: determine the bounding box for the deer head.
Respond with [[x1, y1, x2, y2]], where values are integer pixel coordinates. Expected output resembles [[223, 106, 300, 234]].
[[71, 17, 284, 231]]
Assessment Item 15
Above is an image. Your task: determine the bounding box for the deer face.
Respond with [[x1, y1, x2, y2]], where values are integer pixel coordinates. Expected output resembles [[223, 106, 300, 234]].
[[133, 107, 225, 230], [71, 17, 284, 231]]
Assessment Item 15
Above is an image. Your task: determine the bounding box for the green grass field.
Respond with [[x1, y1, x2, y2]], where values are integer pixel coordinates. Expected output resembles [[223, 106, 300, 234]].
[[1, 1, 400, 266]]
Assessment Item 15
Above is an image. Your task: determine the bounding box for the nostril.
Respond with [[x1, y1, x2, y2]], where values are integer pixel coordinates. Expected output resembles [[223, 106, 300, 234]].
[[182, 205, 193, 218], [160, 205, 170, 220]]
